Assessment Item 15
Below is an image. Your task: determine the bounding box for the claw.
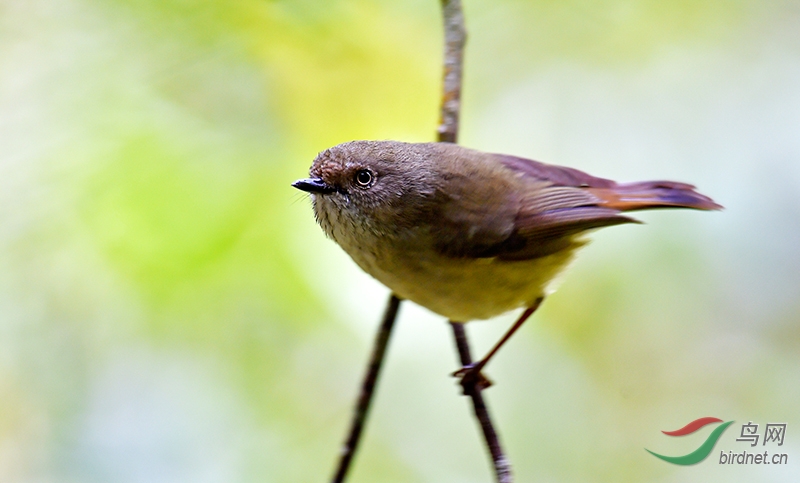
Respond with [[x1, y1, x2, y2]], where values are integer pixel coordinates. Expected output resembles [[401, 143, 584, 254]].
[[452, 364, 493, 392]]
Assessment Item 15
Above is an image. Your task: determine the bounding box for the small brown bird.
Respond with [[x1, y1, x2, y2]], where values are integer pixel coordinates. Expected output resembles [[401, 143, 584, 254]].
[[293, 141, 720, 387]]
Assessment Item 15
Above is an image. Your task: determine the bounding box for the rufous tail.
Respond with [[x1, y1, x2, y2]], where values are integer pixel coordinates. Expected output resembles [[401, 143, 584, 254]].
[[588, 181, 722, 212]]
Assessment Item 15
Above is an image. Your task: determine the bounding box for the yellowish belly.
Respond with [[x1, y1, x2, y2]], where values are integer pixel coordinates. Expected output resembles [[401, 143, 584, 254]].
[[350, 239, 584, 322]]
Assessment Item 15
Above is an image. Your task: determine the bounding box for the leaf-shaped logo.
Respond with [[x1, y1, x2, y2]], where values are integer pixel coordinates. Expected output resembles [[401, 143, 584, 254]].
[[646, 417, 733, 465]]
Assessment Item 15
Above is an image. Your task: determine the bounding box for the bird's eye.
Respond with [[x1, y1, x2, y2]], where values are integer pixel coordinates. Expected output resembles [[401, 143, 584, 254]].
[[354, 169, 374, 188]]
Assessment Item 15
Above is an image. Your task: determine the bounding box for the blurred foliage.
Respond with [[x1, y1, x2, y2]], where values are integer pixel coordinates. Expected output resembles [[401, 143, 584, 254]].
[[1, 0, 799, 482]]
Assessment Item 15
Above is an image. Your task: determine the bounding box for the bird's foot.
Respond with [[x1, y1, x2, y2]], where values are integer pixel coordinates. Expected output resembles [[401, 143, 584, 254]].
[[452, 363, 493, 393]]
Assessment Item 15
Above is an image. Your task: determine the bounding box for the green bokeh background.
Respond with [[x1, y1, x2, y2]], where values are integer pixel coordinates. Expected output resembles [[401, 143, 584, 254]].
[[2, 1, 798, 482]]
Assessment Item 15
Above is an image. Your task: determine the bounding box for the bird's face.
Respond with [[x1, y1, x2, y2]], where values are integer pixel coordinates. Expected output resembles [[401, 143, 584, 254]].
[[293, 141, 437, 244]]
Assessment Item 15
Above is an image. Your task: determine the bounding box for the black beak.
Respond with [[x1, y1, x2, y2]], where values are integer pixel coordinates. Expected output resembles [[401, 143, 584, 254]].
[[292, 177, 336, 194]]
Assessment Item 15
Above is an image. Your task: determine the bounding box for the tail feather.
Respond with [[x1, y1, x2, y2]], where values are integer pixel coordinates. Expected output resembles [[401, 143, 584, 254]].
[[588, 181, 722, 212]]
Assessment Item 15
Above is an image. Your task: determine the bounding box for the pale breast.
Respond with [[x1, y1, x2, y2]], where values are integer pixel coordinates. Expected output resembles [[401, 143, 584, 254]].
[[348, 236, 585, 322]]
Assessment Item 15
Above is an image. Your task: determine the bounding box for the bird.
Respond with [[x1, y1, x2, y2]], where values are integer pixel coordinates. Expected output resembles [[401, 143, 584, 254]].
[[293, 140, 721, 388]]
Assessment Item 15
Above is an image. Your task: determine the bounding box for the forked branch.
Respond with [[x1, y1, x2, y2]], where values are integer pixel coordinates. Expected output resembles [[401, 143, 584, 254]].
[[331, 1, 511, 482]]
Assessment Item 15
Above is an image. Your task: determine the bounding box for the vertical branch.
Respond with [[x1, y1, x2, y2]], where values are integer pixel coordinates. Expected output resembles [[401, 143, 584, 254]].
[[331, 294, 401, 483], [439, 2, 512, 482], [438, 0, 466, 144], [450, 323, 513, 483]]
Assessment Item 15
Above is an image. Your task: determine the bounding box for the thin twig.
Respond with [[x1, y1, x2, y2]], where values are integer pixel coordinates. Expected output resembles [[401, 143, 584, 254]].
[[331, 294, 401, 483], [450, 323, 513, 483], [438, 1, 512, 481], [438, 0, 466, 144], [331, 2, 507, 482]]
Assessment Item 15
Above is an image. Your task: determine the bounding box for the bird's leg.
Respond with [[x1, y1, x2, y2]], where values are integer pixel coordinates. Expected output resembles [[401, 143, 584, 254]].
[[452, 297, 544, 390]]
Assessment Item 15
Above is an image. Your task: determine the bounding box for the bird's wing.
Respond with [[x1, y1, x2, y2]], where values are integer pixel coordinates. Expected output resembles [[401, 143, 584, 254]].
[[431, 153, 719, 261], [431, 154, 637, 260], [427, 161, 521, 259]]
